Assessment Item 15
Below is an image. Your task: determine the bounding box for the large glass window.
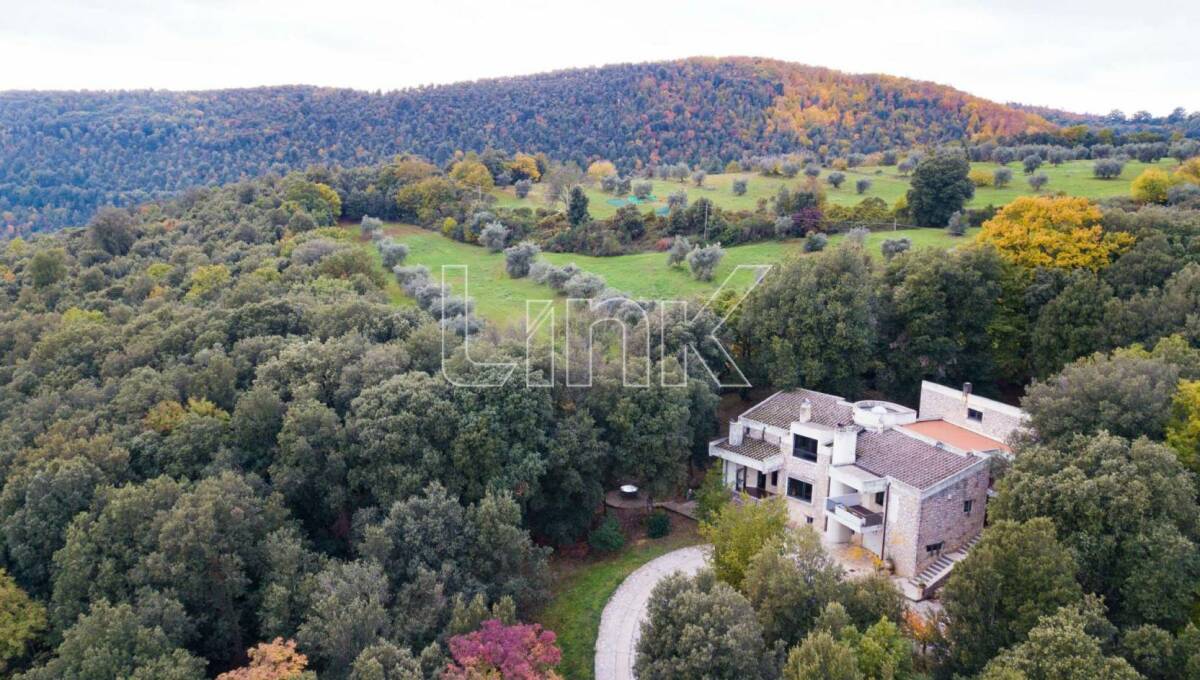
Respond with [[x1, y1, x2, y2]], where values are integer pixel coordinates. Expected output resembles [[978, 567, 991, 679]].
[[792, 434, 819, 462]]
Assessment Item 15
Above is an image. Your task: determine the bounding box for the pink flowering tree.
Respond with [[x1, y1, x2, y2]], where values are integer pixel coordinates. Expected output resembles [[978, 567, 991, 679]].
[[444, 620, 563, 680]]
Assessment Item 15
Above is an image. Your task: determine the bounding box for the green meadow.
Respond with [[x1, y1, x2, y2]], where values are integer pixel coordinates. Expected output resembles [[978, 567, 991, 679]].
[[376, 223, 979, 327], [491, 159, 1174, 220]]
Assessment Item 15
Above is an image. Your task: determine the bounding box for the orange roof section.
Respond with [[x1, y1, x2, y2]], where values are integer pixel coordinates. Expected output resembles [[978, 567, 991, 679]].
[[903, 419, 1011, 453]]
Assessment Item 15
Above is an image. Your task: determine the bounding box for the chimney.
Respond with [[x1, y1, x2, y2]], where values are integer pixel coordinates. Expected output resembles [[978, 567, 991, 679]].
[[797, 398, 812, 423], [729, 420, 744, 446], [832, 425, 858, 466], [962, 382, 973, 398]]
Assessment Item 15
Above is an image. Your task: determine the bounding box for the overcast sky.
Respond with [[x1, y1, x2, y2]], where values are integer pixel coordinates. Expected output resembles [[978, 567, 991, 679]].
[[1, 0, 1196, 115]]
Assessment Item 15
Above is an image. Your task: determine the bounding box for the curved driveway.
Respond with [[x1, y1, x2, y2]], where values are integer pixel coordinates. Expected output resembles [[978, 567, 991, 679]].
[[594, 545, 709, 680]]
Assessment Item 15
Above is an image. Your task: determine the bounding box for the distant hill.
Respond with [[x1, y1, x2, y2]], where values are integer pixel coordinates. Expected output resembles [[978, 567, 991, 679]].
[[0, 56, 1056, 232]]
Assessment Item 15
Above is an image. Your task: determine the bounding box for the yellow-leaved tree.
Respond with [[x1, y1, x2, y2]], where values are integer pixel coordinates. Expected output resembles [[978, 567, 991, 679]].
[[586, 160, 617, 180], [1131, 168, 1176, 204], [449, 159, 494, 191], [1167, 379, 1200, 477], [979, 196, 1134, 270], [508, 153, 541, 181], [1174, 156, 1200, 185]]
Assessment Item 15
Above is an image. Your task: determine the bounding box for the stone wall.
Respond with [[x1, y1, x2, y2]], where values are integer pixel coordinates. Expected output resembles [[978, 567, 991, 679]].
[[918, 382, 1025, 444], [912, 468, 989, 575], [882, 485, 922, 577]]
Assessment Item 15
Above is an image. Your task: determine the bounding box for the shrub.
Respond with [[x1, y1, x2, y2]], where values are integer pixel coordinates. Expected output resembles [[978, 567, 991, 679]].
[[855, 178, 872, 195], [946, 211, 967, 236], [686, 243, 725, 281], [588, 516, 625, 553], [1028, 173, 1050, 192], [514, 179, 533, 199], [827, 172, 846, 189], [1094, 158, 1125, 179], [1022, 154, 1043, 174], [993, 167, 1013, 187], [666, 236, 691, 267], [563, 272, 606, 298], [479, 222, 509, 252], [543, 263, 580, 290], [804, 164, 821, 178], [881, 237, 911, 260], [804, 233, 829, 252], [897, 159, 915, 175], [360, 215, 384, 240], [846, 227, 870, 245], [968, 169, 994, 187], [378, 239, 409, 268], [646, 511, 671, 539], [667, 190, 688, 211], [732, 179, 748, 196], [691, 170, 707, 187], [503, 241, 540, 278], [633, 181, 654, 200]]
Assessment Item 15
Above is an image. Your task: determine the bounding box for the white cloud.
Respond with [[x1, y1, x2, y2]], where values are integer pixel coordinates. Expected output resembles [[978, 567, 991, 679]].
[[0, 0, 1195, 114]]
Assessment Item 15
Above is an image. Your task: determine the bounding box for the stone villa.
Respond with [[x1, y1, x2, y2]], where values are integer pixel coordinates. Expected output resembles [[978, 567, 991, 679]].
[[709, 381, 1026, 599]]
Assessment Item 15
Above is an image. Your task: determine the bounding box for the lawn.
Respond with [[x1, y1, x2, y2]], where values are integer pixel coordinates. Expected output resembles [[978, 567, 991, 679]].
[[380, 223, 978, 326], [491, 159, 1175, 220], [535, 518, 704, 680]]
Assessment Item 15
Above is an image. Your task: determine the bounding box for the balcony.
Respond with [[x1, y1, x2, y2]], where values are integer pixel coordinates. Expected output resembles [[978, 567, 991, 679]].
[[825, 493, 883, 533]]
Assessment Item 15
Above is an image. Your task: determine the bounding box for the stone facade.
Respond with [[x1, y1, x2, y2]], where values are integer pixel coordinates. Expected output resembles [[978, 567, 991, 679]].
[[918, 381, 1026, 443], [710, 384, 1023, 585]]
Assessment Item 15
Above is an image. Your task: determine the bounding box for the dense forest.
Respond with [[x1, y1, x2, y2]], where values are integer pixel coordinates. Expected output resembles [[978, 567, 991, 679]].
[[2, 142, 1200, 675], [0, 57, 1067, 232]]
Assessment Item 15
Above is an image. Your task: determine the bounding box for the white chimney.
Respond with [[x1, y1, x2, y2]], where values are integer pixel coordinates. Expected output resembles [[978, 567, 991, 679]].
[[729, 420, 744, 446], [832, 425, 859, 466], [796, 398, 812, 423]]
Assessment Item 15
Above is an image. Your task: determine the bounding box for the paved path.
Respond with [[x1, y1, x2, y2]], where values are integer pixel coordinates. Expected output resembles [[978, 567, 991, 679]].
[[594, 545, 709, 680]]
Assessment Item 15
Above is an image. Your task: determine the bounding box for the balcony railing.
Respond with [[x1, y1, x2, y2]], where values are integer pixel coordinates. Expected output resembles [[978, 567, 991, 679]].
[[825, 493, 883, 532]]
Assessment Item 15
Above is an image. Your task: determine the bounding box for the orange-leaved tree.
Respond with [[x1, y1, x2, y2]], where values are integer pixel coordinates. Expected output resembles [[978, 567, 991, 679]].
[[979, 196, 1133, 270], [217, 638, 312, 680]]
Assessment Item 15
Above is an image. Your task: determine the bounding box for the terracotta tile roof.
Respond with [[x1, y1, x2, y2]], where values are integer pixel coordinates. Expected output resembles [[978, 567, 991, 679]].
[[713, 437, 781, 462], [903, 419, 1011, 453], [742, 390, 854, 429], [854, 429, 981, 490]]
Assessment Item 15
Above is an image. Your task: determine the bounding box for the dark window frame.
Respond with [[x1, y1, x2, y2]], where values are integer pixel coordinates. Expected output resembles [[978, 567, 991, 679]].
[[963, 500, 973, 514], [786, 477, 814, 503], [925, 541, 945, 554], [792, 434, 819, 462], [874, 491, 885, 506], [967, 408, 983, 422]]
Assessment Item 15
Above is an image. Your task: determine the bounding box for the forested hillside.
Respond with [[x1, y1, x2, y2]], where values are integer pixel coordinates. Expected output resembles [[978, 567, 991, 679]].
[[0, 57, 1057, 232]]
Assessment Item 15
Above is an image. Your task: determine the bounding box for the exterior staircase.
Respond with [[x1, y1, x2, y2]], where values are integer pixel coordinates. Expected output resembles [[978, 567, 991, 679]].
[[900, 533, 982, 600]]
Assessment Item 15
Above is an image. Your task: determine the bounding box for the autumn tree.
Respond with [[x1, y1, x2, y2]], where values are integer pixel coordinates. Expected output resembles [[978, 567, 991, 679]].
[[217, 638, 315, 680], [979, 196, 1134, 270], [1131, 168, 1175, 204], [450, 159, 495, 191], [443, 620, 562, 680]]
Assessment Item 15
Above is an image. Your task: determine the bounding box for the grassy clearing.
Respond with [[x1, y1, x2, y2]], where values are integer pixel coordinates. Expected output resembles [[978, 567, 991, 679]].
[[380, 223, 978, 326], [535, 518, 703, 680], [491, 159, 1174, 220]]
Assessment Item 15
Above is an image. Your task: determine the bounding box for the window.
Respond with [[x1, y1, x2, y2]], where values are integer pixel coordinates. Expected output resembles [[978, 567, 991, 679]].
[[792, 434, 819, 462], [963, 500, 974, 514], [967, 408, 983, 422], [805, 517, 813, 524], [925, 541, 944, 554], [874, 491, 885, 506], [771, 471, 778, 486], [786, 478, 813, 503]]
